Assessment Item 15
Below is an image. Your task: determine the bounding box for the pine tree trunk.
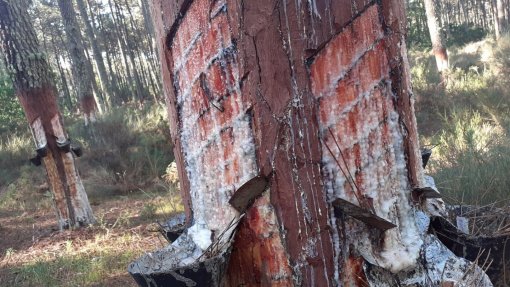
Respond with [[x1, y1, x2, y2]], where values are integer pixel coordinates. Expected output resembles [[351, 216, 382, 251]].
[[76, 0, 113, 109], [424, 0, 449, 72], [109, 0, 145, 103], [42, 32, 73, 111], [460, 0, 469, 23], [105, 48, 123, 104], [481, 0, 488, 29], [139, 0, 162, 82], [496, 0, 507, 38], [507, 0, 510, 28], [0, 0, 95, 230], [107, 0, 136, 102], [51, 37, 74, 111], [57, 0, 98, 125], [137, 0, 492, 286]]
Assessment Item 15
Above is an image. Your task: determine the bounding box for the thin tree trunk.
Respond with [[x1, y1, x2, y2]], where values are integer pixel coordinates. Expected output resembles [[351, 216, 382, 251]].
[[481, 0, 488, 29], [507, 0, 510, 28], [105, 48, 123, 104], [54, 32, 78, 105], [496, 0, 507, 38], [82, 44, 105, 113], [50, 35, 73, 111], [123, 0, 160, 101], [460, 0, 469, 23], [112, 0, 146, 103], [140, 0, 162, 78], [57, 0, 98, 125], [107, 0, 138, 102], [76, 0, 113, 109], [93, 7, 122, 104], [492, 0, 499, 34], [424, 0, 449, 73], [56, 57, 74, 111], [0, 0, 95, 229], [140, 0, 154, 35]]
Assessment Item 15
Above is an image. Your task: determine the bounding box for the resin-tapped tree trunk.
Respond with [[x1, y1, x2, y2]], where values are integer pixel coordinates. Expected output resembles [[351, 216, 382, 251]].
[[424, 0, 449, 72], [139, 0, 493, 286], [0, 0, 95, 229], [57, 0, 98, 125]]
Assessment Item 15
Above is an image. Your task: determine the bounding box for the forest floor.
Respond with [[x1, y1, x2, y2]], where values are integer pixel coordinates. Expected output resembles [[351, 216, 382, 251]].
[[0, 185, 182, 287]]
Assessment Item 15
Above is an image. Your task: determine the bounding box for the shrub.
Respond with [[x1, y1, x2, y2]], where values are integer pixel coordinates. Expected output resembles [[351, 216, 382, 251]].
[[68, 104, 174, 197]]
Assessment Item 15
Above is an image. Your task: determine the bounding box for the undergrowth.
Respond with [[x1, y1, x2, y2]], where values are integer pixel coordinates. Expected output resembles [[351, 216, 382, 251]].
[[0, 104, 175, 203], [412, 35, 510, 206], [68, 104, 175, 199]]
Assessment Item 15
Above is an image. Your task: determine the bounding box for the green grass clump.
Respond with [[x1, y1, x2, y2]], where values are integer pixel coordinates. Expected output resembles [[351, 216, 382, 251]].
[[7, 242, 139, 287]]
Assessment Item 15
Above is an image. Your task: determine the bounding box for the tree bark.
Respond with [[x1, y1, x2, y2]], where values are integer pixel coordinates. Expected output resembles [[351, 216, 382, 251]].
[[424, 0, 449, 72], [0, 0, 95, 229], [57, 0, 98, 125]]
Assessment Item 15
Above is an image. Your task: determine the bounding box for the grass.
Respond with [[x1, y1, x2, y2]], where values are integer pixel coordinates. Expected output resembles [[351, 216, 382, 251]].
[[428, 114, 510, 205], [0, 165, 51, 212], [9, 245, 138, 287], [412, 35, 510, 206]]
